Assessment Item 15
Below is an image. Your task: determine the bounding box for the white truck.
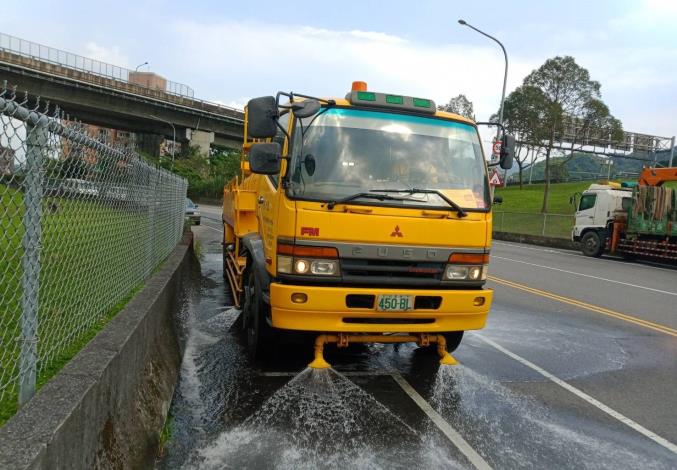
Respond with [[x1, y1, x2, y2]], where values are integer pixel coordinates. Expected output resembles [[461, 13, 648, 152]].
[[571, 183, 632, 257]]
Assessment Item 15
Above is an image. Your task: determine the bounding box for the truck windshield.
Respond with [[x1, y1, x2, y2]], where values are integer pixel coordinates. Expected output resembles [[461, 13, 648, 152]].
[[288, 108, 490, 210]]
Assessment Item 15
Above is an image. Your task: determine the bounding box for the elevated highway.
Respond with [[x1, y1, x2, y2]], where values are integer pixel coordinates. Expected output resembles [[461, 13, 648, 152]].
[[0, 33, 245, 151]]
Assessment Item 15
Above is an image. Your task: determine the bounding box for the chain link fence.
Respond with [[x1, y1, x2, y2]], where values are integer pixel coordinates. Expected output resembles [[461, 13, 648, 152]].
[[0, 85, 187, 418], [493, 211, 574, 239]]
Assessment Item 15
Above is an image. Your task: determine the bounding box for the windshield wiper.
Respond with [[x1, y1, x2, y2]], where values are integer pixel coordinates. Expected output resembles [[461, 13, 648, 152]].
[[325, 192, 415, 210], [370, 188, 468, 217]]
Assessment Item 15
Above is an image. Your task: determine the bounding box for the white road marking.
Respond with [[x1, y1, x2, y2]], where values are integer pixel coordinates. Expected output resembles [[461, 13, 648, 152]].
[[493, 241, 677, 273], [390, 371, 492, 470], [477, 335, 677, 456], [493, 240, 570, 254], [492, 255, 677, 296]]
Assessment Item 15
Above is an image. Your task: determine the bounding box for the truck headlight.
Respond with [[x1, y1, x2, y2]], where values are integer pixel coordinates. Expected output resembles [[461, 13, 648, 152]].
[[443, 264, 486, 281], [310, 260, 338, 275], [294, 259, 310, 274], [276, 243, 340, 277]]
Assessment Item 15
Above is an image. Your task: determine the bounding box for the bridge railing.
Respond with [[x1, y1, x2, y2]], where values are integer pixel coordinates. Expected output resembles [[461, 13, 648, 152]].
[[0, 32, 194, 98], [0, 85, 188, 420]]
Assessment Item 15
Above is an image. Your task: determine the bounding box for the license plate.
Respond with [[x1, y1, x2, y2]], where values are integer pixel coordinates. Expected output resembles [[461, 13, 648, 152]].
[[376, 295, 414, 312]]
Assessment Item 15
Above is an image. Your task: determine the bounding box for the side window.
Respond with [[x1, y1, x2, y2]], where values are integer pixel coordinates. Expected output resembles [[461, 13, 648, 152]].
[[579, 194, 596, 211], [272, 112, 290, 149], [269, 111, 290, 187], [621, 197, 632, 211]]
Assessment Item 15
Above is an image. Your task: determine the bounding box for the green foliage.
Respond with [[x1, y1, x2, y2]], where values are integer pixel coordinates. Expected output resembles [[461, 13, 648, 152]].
[[142, 146, 241, 200], [437, 94, 475, 120], [518, 56, 622, 212]]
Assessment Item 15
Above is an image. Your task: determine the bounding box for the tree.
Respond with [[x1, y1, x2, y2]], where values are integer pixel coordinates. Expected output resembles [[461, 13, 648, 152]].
[[492, 85, 550, 188], [523, 56, 608, 212], [438, 94, 475, 120]]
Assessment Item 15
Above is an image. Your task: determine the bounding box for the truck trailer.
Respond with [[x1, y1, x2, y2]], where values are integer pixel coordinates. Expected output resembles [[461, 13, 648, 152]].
[[222, 82, 514, 368], [572, 167, 677, 261]]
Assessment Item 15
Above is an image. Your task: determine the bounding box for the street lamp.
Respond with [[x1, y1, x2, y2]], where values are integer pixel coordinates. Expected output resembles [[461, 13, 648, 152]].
[[459, 19, 509, 185], [149, 114, 176, 170], [135, 62, 149, 72], [458, 19, 508, 130]]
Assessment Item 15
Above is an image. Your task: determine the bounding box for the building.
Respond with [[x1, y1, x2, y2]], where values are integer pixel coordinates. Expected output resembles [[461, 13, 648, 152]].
[[0, 145, 14, 176]]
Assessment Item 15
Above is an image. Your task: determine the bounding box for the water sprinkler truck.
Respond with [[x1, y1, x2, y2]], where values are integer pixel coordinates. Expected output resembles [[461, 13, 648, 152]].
[[222, 82, 514, 368]]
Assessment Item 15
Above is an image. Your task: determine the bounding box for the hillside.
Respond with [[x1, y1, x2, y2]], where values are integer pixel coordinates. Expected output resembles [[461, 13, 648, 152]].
[[514, 147, 675, 183]]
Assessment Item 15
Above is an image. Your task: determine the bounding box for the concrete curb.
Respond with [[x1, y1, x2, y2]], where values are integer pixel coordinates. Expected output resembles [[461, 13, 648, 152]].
[[493, 231, 579, 251], [0, 233, 194, 469]]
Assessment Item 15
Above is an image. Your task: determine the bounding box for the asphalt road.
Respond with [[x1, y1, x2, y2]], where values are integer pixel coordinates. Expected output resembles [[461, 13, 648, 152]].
[[158, 205, 677, 469]]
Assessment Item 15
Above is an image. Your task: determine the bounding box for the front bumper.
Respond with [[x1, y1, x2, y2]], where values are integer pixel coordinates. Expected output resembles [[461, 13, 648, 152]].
[[269, 283, 492, 333]]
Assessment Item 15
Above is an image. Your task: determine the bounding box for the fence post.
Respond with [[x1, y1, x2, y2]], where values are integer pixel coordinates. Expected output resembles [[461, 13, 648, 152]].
[[19, 119, 47, 405], [541, 213, 548, 236]]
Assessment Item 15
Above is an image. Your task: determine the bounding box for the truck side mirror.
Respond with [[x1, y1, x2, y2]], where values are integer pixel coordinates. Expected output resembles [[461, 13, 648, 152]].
[[493, 195, 503, 205], [500, 134, 515, 170], [247, 96, 278, 138], [291, 100, 321, 118], [249, 143, 282, 175]]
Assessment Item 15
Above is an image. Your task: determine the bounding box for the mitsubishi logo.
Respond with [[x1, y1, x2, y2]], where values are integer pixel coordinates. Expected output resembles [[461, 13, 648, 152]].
[[390, 225, 404, 237]]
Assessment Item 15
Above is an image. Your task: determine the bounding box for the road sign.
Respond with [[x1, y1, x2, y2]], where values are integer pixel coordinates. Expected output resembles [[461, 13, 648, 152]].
[[492, 140, 502, 157], [489, 169, 503, 186]]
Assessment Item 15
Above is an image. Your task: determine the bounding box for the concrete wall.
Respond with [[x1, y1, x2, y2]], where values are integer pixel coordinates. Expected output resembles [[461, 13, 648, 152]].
[[0, 233, 194, 469]]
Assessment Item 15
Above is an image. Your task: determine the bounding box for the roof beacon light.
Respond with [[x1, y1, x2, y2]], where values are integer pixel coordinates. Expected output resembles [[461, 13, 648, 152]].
[[346, 86, 436, 114], [352, 81, 368, 92]]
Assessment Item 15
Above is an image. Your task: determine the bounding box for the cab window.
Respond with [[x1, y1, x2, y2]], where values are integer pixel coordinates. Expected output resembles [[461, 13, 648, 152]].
[[579, 194, 596, 211]]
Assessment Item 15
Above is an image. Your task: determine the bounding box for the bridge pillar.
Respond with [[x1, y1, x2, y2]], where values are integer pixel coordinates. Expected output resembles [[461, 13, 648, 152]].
[[187, 129, 215, 156], [137, 133, 163, 158]]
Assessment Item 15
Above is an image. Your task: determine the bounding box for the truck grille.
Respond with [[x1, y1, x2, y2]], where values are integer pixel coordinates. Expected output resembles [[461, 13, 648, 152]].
[[341, 259, 445, 282]]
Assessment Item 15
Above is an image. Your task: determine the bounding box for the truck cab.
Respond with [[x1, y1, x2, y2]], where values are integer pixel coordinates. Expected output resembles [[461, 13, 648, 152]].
[[223, 83, 514, 366], [572, 184, 632, 256]]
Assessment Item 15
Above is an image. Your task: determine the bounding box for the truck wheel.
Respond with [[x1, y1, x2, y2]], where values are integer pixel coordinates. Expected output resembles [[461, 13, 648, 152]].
[[581, 231, 604, 257], [419, 331, 464, 354], [243, 270, 271, 360]]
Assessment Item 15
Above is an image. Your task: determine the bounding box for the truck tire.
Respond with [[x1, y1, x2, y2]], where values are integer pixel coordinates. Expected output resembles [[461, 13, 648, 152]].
[[243, 269, 272, 360], [581, 231, 604, 257], [419, 331, 464, 354]]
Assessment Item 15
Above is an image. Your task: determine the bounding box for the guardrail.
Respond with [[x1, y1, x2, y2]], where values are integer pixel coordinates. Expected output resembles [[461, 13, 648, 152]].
[[0, 32, 194, 98], [0, 85, 187, 419]]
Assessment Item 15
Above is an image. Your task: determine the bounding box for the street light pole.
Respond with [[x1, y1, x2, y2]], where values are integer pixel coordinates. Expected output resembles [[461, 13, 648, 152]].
[[135, 61, 149, 72], [458, 19, 509, 185], [149, 114, 176, 170], [458, 19, 508, 130]]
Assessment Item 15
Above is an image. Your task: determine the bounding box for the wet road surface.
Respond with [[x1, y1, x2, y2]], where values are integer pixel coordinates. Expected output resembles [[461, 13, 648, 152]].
[[158, 206, 677, 469]]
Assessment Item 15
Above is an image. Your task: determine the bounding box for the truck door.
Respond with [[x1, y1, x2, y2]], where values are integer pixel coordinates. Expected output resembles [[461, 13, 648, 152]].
[[256, 112, 290, 264], [575, 193, 598, 229]]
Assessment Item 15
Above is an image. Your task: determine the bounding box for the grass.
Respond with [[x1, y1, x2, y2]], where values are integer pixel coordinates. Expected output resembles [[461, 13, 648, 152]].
[[491, 182, 593, 238], [0, 184, 172, 426], [493, 181, 593, 214]]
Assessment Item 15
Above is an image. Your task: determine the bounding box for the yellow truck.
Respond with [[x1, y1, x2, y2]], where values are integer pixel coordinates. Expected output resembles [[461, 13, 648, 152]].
[[222, 82, 514, 368]]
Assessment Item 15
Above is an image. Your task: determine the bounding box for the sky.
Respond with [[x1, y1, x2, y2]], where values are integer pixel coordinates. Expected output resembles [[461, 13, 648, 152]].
[[2, 0, 676, 143]]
